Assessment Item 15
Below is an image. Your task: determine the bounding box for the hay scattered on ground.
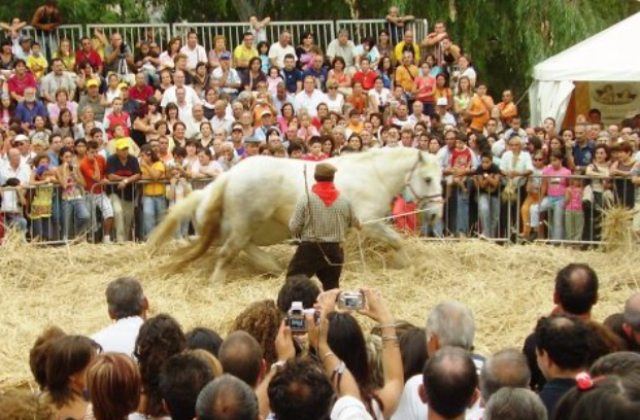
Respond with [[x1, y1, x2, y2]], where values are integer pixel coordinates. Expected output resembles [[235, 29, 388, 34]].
[[0, 236, 638, 390]]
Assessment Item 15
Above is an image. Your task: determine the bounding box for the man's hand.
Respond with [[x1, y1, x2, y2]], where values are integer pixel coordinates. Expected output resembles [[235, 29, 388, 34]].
[[275, 320, 296, 362]]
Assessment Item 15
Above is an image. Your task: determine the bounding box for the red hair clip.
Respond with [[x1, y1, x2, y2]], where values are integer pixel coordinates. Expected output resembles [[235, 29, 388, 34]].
[[576, 372, 594, 390]]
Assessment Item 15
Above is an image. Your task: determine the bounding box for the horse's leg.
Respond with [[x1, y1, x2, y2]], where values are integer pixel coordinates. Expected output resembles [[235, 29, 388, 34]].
[[244, 242, 283, 275], [362, 222, 410, 268], [210, 230, 249, 284]]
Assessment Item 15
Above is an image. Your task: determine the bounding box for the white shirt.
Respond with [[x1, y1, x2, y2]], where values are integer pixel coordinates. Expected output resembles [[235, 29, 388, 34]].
[[326, 39, 356, 67], [210, 114, 234, 134], [180, 44, 207, 70], [0, 161, 30, 213], [294, 89, 327, 117], [369, 88, 391, 108], [161, 85, 201, 108], [499, 150, 533, 187], [185, 116, 207, 139], [211, 67, 242, 95], [91, 316, 144, 358], [268, 42, 296, 68], [331, 396, 374, 420]]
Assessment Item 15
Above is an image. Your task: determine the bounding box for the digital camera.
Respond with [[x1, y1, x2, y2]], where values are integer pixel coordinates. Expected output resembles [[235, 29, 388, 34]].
[[337, 291, 365, 311], [286, 301, 307, 333]]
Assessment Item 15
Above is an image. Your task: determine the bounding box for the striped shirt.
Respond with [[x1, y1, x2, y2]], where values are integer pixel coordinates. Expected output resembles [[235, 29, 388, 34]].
[[289, 192, 358, 243]]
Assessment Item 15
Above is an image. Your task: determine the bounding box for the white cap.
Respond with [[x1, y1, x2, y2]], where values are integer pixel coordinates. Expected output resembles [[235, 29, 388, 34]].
[[436, 97, 448, 106], [14, 134, 29, 143]]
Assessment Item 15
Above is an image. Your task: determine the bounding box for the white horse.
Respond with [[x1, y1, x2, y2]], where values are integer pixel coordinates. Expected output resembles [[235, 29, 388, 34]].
[[149, 147, 442, 283]]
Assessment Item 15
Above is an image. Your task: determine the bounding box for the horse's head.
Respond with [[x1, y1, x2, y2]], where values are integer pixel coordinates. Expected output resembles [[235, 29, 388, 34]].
[[405, 151, 443, 215]]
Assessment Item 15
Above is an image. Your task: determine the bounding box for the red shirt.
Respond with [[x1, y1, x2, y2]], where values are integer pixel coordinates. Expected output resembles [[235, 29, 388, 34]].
[[105, 111, 130, 139], [79, 155, 106, 194], [415, 75, 436, 103], [7, 72, 37, 97], [75, 49, 103, 70], [128, 84, 154, 103], [352, 70, 378, 91], [303, 153, 328, 161]]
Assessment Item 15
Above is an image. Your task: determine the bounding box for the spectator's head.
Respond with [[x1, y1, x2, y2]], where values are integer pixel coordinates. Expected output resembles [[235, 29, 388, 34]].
[[279, 30, 291, 46], [45, 335, 101, 408], [267, 358, 334, 420], [623, 292, 640, 347], [218, 331, 265, 388], [159, 352, 216, 420], [231, 300, 282, 365], [535, 315, 591, 380], [51, 58, 64, 75], [87, 353, 141, 420], [553, 373, 640, 420], [29, 326, 66, 390], [327, 311, 372, 391], [480, 348, 531, 403], [484, 387, 547, 420], [425, 301, 476, 356], [303, 75, 316, 93], [187, 30, 198, 48], [24, 86, 37, 103], [0, 388, 53, 419], [134, 314, 186, 417], [186, 327, 224, 357], [242, 31, 254, 47], [337, 28, 350, 44], [277, 274, 320, 313], [419, 347, 479, 419], [195, 374, 259, 420], [105, 277, 147, 321], [399, 327, 428, 381], [590, 351, 640, 377], [554, 263, 599, 316]]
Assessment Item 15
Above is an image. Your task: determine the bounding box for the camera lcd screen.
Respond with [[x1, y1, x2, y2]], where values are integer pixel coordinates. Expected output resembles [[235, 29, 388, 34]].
[[289, 317, 305, 329]]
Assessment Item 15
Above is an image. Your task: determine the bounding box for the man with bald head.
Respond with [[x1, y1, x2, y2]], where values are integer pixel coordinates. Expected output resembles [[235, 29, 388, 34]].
[[419, 347, 479, 420], [196, 374, 260, 420], [480, 348, 531, 404], [0, 147, 30, 233], [218, 331, 266, 388], [620, 293, 640, 352], [160, 69, 201, 108], [211, 99, 233, 134], [394, 30, 421, 63], [185, 104, 207, 139]]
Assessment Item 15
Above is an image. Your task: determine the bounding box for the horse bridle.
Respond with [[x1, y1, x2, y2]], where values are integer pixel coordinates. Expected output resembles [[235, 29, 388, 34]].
[[405, 154, 443, 206]]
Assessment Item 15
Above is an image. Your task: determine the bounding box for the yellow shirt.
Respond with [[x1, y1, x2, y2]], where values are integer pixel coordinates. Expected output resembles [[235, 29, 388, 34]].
[[233, 45, 258, 67], [393, 42, 421, 63], [395, 64, 419, 93], [142, 161, 166, 196], [27, 55, 48, 80]]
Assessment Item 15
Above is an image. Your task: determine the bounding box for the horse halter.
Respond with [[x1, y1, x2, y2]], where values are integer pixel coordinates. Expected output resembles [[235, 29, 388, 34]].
[[405, 153, 442, 205]]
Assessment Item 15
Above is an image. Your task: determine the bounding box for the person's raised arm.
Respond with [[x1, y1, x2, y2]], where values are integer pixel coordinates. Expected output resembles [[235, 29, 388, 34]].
[[358, 288, 404, 417]]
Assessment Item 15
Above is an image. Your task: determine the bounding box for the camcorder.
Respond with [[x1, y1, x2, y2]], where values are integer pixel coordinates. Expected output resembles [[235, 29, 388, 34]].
[[337, 290, 365, 311]]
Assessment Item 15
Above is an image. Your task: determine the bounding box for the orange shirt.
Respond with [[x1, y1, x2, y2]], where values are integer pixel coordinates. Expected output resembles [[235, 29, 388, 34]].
[[395, 65, 419, 93], [498, 101, 518, 125], [469, 94, 491, 131], [79, 155, 106, 194]]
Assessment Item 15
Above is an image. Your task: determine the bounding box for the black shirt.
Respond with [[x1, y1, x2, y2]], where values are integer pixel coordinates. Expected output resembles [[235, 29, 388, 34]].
[[474, 163, 501, 195], [106, 154, 141, 201], [539, 378, 577, 418], [281, 67, 303, 94]]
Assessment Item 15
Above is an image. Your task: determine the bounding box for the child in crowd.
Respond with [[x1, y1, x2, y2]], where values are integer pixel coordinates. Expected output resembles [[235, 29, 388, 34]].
[[267, 66, 283, 96], [531, 151, 571, 241], [258, 41, 271, 75], [29, 154, 57, 241], [166, 164, 192, 239], [303, 137, 327, 161], [26, 42, 47, 80], [564, 177, 584, 242], [0, 177, 27, 236]]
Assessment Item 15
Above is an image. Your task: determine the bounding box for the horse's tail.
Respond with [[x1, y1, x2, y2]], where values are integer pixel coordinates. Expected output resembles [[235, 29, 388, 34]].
[[148, 174, 228, 266]]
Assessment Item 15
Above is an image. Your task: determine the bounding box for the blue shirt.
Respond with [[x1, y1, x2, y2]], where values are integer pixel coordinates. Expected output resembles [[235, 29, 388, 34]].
[[281, 68, 303, 94], [15, 101, 48, 125], [573, 143, 594, 167], [303, 67, 328, 91]]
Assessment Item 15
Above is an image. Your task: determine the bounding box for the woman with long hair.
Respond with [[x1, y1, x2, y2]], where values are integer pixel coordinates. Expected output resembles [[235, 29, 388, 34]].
[[133, 314, 186, 419], [377, 30, 393, 63], [57, 146, 90, 241], [327, 57, 352, 96], [159, 37, 182, 70], [311, 288, 403, 419], [585, 144, 611, 240], [241, 56, 267, 92], [53, 38, 75, 71], [277, 102, 296, 133], [378, 55, 394, 89], [453, 75, 473, 116], [207, 35, 229, 70]]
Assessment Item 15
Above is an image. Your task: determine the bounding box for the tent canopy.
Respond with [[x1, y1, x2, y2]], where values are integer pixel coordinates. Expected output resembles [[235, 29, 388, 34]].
[[533, 12, 640, 82], [530, 12, 640, 125]]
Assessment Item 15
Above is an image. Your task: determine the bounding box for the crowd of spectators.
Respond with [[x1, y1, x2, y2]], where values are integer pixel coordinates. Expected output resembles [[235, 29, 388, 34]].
[[2, 7, 640, 244], [3, 263, 640, 419]]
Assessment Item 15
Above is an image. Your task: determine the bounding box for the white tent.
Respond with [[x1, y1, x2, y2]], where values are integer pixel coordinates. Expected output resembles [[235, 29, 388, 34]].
[[529, 12, 640, 126]]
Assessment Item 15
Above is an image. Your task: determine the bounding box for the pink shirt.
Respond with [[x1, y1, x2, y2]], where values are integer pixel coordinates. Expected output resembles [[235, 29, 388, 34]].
[[565, 186, 583, 211], [543, 166, 571, 197]]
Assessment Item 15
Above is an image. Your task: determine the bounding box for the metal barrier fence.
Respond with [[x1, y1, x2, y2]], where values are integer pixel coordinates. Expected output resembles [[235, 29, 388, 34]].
[[22, 24, 84, 50], [0, 178, 214, 245], [429, 173, 638, 246], [172, 20, 337, 53], [335, 18, 428, 44], [85, 23, 173, 50], [6, 173, 630, 248]]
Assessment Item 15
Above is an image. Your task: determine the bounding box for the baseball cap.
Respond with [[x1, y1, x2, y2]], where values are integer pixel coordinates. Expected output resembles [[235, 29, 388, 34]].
[[115, 138, 130, 150], [436, 97, 448, 107], [118, 82, 129, 90], [260, 109, 272, 118], [220, 51, 231, 60], [245, 136, 262, 144], [86, 79, 99, 88], [13, 134, 29, 143]]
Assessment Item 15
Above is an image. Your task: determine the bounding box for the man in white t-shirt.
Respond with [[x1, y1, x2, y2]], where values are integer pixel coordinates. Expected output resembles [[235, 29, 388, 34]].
[[268, 30, 296, 69], [180, 30, 207, 72], [160, 70, 201, 108], [294, 75, 327, 117], [391, 301, 485, 420], [91, 277, 148, 358]]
